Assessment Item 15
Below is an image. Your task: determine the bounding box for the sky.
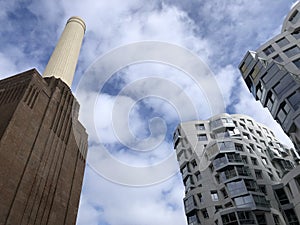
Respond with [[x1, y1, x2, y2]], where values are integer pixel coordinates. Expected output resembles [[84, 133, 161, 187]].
[[0, 0, 298, 225]]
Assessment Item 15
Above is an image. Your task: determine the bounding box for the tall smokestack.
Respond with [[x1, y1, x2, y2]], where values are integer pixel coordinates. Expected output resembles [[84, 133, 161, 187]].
[[43, 16, 86, 87]]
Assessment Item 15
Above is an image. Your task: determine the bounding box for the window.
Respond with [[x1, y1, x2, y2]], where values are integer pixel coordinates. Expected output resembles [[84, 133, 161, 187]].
[[265, 91, 276, 111], [197, 193, 203, 203], [255, 214, 267, 225], [277, 102, 291, 123], [259, 185, 267, 195], [255, 170, 263, 179], [188, 214, 200, 225], [191, 160, 197, 168], [284, 209, 299, 225], [284, 45, 300, 57], [273, 54, 283, 62], [292, 29, 300, 39], [221, 188, 228, 199], [184, 196, 196, 212], [195, 171, 201, 181], [253, 195, 270, 208], [269, 173, 274, 181], [211, 191, 219, 201], [275, 188, 289, 205], [234, 195, 254, 208], [289, 10, 300, 24], [293, 58, 300, 68], [263, 45, 275, 55], [261, 157, 268, 166], [276, 38, 289, 47], [201, 209, 209, 219], [238, 211, 255, 224], [288, 91, 300, 111], [251, 157, 258, 165], [273, 214, 281, 225], [215, 205, 222, 212], [241, 156, 248, 164], [198, 134, 207, 141], [273, 74, 297, 99], [221, 213, 237, 225], [235, 144, 243, 152], [195, 124, 205, 130], [227, 180, 247, 196]]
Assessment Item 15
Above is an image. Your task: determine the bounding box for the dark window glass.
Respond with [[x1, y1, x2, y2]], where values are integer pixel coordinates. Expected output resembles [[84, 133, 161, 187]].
[[202, 209, 209, 218], [256, 214, 267, 225], [292, 29, 300, 39], [188, 214, 199, 225], [195, 124, 205, 130], [198, 134, 207, 141], [276, 38, 289, 48], [284, 45, 300, 57], [273, 74, 297, 99], [276, 102, 291, 124], [293, 58, 300, 68], [275, 188, 289, 205], [289, 10, 300, 24], [284, 209, 299, 224], [263, 45, 275, 55], [273, 54, 283, 62], [255, 170, 263, 179], [288, 91, 300, 110]]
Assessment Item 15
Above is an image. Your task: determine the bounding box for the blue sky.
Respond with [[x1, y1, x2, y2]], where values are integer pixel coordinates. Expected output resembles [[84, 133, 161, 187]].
[[0, 0, 298, 224]]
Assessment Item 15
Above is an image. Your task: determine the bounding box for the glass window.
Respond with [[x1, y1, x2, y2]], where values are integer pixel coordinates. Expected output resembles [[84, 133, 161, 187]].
[[273, 74, 297, 99], [273, 54, 283, 62], [198, 134, 208, 141], [275, 188, 289, 205], [292, 29, 300, 39], [284, 209, 299, 224], [197, 193, 203, 203], [227, 180, 247, 196], [293, 58, 300, 68], [195, 171, 201, 181], [234, 195, 254, 208], [202, 209, 209, 219], [195, 124, 205, 130], [251, 157, 258, 165], [284, 45, 300, 57], [188, 214, 199, 225], [255, 170, 263, 179], [184, 196, 196, 212], [289, 10, 300, 24], [221, 188, 228, 199], [221, 213, 238, 225], [266, 91, 276, 111], [288, 91, 300, 111], [276, 38, 289, 47], [273, 214, 281, 225], [211, 191, 219, 201], [263, 45, 275, 55], [256, 214, 267, 225], [259, 185, 267, 195], [238, 211, 255, 224]]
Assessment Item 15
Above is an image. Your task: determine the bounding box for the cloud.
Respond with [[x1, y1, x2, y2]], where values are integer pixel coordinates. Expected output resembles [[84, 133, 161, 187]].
[[0, 1, 297, 225]]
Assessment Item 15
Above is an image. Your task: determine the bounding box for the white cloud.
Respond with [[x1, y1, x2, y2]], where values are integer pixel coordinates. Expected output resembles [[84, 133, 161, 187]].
[[0, 1, 297, 225]]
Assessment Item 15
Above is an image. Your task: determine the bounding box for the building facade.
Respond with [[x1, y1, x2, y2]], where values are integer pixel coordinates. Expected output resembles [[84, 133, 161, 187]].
[[174, 113, 300, 225], [0, 17, 87, 225], [0, 69, 88, 225], [239, 2, 300, 151]]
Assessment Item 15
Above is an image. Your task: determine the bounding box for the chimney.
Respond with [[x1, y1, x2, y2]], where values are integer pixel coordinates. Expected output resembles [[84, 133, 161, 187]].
[[43, 16, 86, 87]]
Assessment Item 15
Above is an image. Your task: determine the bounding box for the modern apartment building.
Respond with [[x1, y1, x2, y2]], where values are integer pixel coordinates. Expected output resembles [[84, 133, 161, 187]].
[[174, 113, 300, 225], [239, 2, 300, 151]]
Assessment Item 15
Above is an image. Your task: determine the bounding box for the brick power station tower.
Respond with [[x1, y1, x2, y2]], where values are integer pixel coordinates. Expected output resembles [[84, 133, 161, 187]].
[[0, 17, 88, 225]]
